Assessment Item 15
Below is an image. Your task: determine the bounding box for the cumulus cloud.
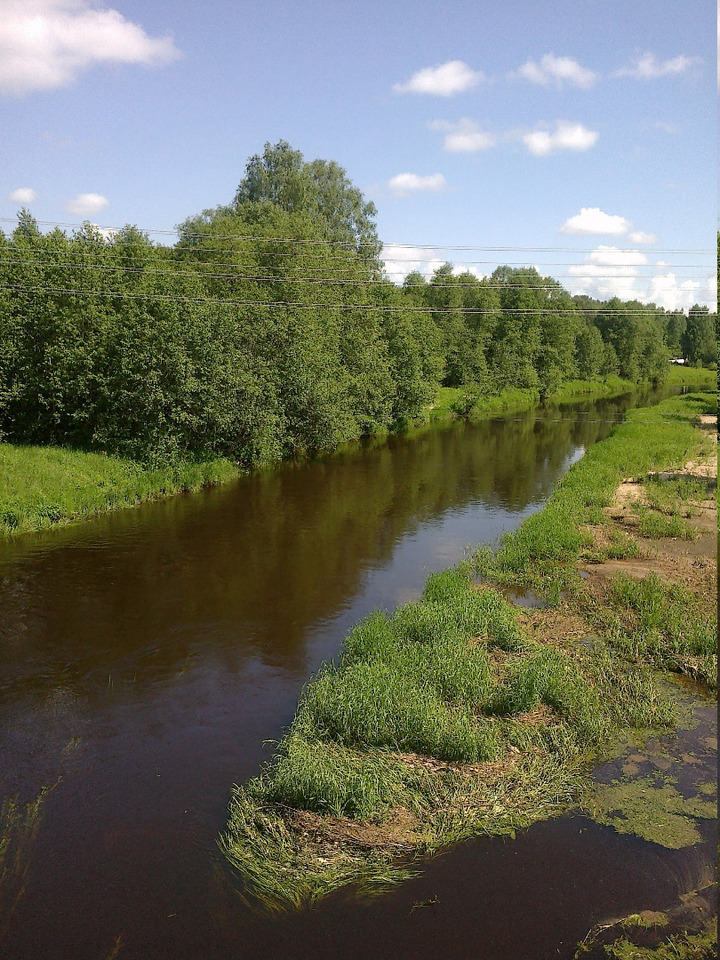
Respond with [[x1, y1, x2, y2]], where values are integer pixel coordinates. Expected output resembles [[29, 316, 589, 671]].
[[568, 245, 647, 299], [560, 207, 631, 236], [0, 0, 181, 97], [559, 207, 658, 244], [381, 244, 487, 284], [8, 187, 38, 204], [393, 60, 485, 96], [382, 244, 441, 282], [514, 53, 598, 89], [522, 121, 598, 156], [429, 118, 496, 152], [613, 52, 701, 80], [628, 230, 658, 244], [649, 273, 702, 311], [65, 192, 109, 216], [387, 173, 447, 197]]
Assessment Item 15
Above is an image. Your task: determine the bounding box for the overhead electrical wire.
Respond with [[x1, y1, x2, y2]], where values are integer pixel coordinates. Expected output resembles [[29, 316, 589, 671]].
[[0, 216, 712, 257], [0, 256, 712, 290], [3, 281, 715, 315]]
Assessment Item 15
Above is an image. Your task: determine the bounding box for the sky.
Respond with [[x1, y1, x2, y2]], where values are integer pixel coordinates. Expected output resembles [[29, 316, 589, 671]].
[[1, 0, 716, 310]]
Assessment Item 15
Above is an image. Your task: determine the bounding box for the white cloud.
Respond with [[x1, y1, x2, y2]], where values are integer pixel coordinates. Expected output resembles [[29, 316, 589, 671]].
[[515, 53, 597, 89], [0, 0, 181, 97], [568, 245, 647, 299], [613, 52, 701, 80], [652, 121, 679, 134], [387, 173, 447, 197], [381, 244, 488, 284], [429, 118, 496, 152], [8, 186, 38, 204], [649, 272, 702, 311], [704, 276, 718, 311], [586, 247, 648, 268], [393, 60, 484, 96], [560, 207, 631, 236], [628, 230, 658, 244], [65, 192, 109, 216], [92, 223, 117, 241], [559, 207, 658, 244], [522, 121, 598, 156], [382, 244, 440, 282]]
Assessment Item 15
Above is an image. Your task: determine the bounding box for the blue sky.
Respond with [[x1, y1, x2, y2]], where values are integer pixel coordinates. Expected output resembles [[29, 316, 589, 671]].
[[1, 0, 716, 309]]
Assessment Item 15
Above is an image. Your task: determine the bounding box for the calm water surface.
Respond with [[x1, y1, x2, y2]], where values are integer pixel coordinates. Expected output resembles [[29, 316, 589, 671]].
[[0, 390, 715, 960]]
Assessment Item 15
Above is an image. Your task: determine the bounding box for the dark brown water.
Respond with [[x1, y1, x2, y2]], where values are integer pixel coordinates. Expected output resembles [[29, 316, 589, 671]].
[[0, 390, 715, 960]]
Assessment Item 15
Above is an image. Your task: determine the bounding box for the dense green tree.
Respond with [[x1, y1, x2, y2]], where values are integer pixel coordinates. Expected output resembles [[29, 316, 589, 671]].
[[661, 309, 687, 358], [594, 298, 667, 382], [574, 323, 605, 379], [1, 154, 702, 468], [233, 140, 381, 260], [681, 304, 716, 366]]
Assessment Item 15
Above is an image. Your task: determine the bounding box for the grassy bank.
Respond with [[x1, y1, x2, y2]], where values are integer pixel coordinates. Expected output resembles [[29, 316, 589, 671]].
[[474, 391, 717, 681], [427, 366, 714, 423], [0, 445, 238, 537], [222, 391, 716, 911]]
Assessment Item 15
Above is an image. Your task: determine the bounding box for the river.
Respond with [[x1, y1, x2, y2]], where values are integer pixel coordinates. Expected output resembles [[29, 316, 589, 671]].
[[0, 387, 715, 960]]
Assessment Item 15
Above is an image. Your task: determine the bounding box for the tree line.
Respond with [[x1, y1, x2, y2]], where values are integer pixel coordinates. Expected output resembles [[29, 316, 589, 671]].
[[0, 141, 715, 467]]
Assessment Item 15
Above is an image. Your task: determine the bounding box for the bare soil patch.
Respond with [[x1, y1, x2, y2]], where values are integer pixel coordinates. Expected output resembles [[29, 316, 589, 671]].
[[581, 453, 717, 614]]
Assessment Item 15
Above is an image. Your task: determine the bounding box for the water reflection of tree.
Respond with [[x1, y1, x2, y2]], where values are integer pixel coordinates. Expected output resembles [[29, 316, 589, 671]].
[[0, 389, 670, 699]]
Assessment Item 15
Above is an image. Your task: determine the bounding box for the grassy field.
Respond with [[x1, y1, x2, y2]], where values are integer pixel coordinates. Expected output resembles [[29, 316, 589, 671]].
[[0, 445, 238, 537], [222, 390, 717, 911]]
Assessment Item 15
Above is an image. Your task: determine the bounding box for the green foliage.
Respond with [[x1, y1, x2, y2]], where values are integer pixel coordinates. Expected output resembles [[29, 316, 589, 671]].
[[1, 151, 711, 471], [1, 187, 439, 465], [233, 140, 381, 259], [681, 304, 717, 366]]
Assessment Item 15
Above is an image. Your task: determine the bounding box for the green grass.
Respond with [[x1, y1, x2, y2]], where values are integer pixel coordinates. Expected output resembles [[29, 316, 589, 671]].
[[427, 367, 715, 426], [474, 393, 714, 598], [222, 569, 677, 909], [428, 376, 638, 423], [633, 506, 697, 540], [590, 573, 717, 684], [0, 785, 55, 939], [664, 364, 716, 389], [0, 443, 239, 537], [576, 917, 717, 960]]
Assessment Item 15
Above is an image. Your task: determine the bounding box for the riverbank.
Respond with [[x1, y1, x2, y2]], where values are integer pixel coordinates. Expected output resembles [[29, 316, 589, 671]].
[[426, 366, 714, 423], [1, 367, 713, 538], [0, 446, 237, 537], [222, 390, 716, 913]]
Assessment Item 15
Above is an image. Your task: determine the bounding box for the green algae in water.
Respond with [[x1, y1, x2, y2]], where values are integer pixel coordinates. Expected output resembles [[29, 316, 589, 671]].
[[588, 776, 716, 848]]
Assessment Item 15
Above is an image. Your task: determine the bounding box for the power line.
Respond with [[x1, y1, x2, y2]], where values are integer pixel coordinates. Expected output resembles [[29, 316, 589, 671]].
[[0, 256, 712, 290], [4, 242, 711, 271], [0, 217, 712, 256], [11, 281, 710, 314]]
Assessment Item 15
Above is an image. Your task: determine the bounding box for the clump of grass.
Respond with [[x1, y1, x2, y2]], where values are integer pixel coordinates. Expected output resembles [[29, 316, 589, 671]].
[[0, 443, 238, 536], [0, 785, 56, 938], [633, 506, 697, 540], [579, 570, 717, 689], [222, 568, 675, 909], [643, 475, 711, 515]]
